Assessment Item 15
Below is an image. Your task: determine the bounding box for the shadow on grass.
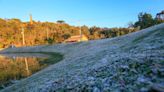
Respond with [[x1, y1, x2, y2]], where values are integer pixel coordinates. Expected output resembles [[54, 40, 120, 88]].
[[39, 52, 64, 65]]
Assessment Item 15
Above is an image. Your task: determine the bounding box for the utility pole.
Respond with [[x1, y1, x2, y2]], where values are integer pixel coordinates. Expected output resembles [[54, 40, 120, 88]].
[[46, 28, 49, 39], [21, 27, 25, 46], [30, 14, 33, 25], [79, 27, 82, 42]]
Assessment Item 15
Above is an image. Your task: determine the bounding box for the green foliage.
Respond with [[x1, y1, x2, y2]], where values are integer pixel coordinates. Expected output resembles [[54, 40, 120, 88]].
[[56, 20, 65, 24], [134, 12, 154, 29], [134, 12, 164, 29], [62, 34, 71, 40], [0, 17, 142, 47], [100, 28, 137, 38], [154, 18, 164, 25], [45, 38, 54, 44], [0, 19, 82, 47]]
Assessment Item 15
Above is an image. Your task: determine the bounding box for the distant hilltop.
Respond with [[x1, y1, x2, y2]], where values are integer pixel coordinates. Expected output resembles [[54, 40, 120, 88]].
[[0, 11, 164, 48]]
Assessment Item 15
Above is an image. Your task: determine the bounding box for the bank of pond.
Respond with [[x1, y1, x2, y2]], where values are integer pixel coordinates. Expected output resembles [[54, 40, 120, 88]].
[[0, 52, 63, 90]]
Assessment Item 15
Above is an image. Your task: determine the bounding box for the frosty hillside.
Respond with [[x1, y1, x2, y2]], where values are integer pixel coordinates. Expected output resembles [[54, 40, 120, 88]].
[[0, 23, 164, 92]]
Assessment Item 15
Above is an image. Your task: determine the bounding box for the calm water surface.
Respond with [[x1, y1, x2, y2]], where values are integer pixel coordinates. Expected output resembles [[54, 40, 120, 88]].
[[0, 53, 51, 89]]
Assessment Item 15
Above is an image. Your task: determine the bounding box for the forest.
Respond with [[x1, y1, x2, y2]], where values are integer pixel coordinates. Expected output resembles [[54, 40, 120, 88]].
[[0, 12, 163, 48]]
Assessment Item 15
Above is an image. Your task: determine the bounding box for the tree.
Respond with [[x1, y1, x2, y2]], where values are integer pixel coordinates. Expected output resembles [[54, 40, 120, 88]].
[[56, 20, 65, 24], [62, 34, 71, 40], [81, 25, 89, 37], [0, 17, 142, 47], [127, 22, 134, 28], [45, 38, 54, 44], [154, 18, 164, 25], [134, 12, 154, 29]]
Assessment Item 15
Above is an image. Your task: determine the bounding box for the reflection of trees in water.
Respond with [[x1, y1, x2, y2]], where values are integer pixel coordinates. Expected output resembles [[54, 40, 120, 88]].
[[0, 57, 46, 86]]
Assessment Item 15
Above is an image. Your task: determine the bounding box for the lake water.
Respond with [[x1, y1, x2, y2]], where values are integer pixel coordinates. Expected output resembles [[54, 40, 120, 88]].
[[0, 53, 51, 90]]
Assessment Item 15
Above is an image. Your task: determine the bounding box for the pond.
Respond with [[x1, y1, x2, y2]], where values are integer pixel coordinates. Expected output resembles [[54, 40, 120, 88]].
[[0, 52, 63, 90]]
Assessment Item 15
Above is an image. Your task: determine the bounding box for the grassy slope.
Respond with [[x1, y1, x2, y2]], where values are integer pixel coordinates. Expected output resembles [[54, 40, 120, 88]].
[[0, 23, 164, 92]]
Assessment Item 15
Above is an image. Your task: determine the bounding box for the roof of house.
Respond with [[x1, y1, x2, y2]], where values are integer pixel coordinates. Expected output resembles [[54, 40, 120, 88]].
[[65, 35, 88, 42]]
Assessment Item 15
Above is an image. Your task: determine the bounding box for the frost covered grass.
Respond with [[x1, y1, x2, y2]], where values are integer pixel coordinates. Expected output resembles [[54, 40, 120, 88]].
[[0, 23, 164, 92], [132, 29, 158, 43]]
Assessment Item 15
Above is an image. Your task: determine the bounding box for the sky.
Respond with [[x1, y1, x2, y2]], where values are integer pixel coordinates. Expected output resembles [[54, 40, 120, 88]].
[[0, 0, 164, 28]]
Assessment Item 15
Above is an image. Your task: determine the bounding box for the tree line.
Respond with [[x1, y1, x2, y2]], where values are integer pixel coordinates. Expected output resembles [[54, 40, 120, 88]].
[[133, 12, 164, 29], [0, 12, 163, 48]]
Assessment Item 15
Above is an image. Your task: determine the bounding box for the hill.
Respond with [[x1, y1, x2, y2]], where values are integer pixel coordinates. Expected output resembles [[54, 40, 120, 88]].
[[0, 23, 164, 92], [0, 18, 139, 48]]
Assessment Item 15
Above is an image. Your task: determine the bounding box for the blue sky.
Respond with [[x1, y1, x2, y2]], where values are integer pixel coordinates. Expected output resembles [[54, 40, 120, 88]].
[[0, 0, 163, 27]]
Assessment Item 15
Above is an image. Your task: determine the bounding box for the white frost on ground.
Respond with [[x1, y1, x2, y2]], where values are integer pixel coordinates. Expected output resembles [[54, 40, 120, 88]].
[[0, 23, 164, 92]]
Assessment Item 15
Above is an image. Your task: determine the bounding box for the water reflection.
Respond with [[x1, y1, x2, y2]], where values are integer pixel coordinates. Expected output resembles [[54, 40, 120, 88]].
[[0, 53, 49, 89], [24, 58, 30, 76]]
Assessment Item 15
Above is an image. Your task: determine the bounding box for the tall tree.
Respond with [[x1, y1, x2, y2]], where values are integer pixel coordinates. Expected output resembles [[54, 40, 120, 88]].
[[134, 12, 154, 29]]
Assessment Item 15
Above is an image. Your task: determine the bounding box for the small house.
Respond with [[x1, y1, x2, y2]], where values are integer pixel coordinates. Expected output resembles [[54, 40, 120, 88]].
[[64, 35, 88, 43]]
